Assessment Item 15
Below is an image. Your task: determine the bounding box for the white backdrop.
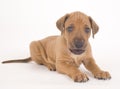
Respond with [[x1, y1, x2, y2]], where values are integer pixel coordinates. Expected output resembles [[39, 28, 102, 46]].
[[0, 0, 120, 89]]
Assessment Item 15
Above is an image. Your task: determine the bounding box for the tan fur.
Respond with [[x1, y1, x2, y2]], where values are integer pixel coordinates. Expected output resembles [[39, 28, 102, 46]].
[[2, 11, 111, 82]]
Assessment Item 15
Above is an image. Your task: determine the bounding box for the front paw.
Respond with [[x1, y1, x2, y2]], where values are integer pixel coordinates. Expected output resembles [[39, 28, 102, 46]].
[[94, 71, 111, 80], [72, 72, 89, 82]]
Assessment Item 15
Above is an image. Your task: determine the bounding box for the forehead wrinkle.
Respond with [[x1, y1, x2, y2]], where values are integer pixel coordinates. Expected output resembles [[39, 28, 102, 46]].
[[69, 12, 89, 25]]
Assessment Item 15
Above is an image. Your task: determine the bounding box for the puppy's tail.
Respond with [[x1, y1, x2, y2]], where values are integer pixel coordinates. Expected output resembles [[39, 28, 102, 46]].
[[2, 57, 32, 64]]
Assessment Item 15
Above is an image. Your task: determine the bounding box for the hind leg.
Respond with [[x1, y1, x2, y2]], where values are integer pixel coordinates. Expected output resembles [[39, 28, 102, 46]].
[[30, 41, 45, 65], [30, 41, 56, 71]]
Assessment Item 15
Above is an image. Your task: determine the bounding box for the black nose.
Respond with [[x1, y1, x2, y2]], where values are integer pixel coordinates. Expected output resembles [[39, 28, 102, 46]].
[[74, 39, 84, 48]]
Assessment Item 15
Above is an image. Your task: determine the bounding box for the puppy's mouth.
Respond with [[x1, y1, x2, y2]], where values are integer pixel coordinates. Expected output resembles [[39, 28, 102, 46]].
[[69, 49, 85, 55]]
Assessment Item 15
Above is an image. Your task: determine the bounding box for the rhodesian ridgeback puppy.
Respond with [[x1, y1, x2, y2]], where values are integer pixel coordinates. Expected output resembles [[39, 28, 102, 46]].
[[2, 11, 111, 82]]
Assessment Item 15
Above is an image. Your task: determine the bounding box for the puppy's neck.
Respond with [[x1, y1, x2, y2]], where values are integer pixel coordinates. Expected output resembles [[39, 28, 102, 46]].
[[70, 43, 92, 66]]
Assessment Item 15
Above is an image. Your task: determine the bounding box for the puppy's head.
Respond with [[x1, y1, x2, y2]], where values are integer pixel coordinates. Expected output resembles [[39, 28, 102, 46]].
[[56, 11, 99, 55]]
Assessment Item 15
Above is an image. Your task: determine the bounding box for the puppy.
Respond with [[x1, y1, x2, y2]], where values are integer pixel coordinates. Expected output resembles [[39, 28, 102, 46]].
[[2, 11, 111, 82]]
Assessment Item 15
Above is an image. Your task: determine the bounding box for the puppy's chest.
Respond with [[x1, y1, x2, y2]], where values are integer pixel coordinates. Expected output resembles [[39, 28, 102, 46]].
[[70, 53, 85, 67]]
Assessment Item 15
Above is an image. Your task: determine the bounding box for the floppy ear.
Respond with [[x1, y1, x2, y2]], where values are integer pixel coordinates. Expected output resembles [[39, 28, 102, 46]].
[[89, 16, 99, 38], [56, 14, 69, 31]]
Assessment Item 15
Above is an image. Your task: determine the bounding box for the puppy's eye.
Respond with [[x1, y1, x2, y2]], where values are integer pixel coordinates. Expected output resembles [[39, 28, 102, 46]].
[[85, 28, 91, 33], [67, 26, 73, 32]]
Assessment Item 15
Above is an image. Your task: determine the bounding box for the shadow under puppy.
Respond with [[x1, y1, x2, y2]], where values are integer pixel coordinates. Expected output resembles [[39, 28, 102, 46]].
[[2, 11, 111, 82]]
